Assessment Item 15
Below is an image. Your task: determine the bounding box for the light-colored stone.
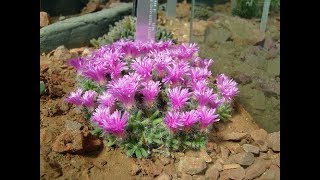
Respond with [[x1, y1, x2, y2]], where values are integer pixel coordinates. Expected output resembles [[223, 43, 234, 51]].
[[40, 12, 50, 28], [156, 173, 170, 180], [267, 131, 280, 152], [245, 158, 271, 179], [181, 173, 193, 180], [53, 46, 72, 61], [219, 167, 245, 180], [221, 132, 248, 141], [223, 164, 241, 170], [199, 149, 212, 163], [178, 157, 207, 175], [259, 165, 280, 180], [220, 146, 230, 160], [227, 152, 255, 166], [65, 120, 83, 132], [242, 144, 259, 154], [192, 175, 205, 180], [205, 166, 219, 180], [212, 159, 223, 172]]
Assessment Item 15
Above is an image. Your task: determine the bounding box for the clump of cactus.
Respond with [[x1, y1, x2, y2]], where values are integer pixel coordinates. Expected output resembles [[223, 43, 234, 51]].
[[66, 40, 239, 158], [232, 0, 260, 19], [90, 16, 174, 48], [194, 6, 211, 20]]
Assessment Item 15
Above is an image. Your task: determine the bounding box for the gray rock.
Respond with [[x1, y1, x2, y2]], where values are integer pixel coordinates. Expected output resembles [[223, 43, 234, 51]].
[[234, 74, 252, 85], [205, 166, 219, 180], [245, 158, 271, 179], [260, 81, 280, 97], [266, 60, 280, 77], [40, 3, 132, 53], [221, 132, 249, 141], [219, 167, 245, 180], [267, 131, 280, 152], [242, 144, 259, 154], [204, 27, 232, 46], [227, 152, 255, 166], [178, 157, 207, 175]]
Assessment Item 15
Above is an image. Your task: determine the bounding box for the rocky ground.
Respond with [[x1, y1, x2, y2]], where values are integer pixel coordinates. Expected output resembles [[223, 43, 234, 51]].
[[40, 46, 280, 179]]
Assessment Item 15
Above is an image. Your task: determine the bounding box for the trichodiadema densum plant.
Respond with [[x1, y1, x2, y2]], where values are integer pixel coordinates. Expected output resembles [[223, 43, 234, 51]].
[[65, 40, 239, 158]]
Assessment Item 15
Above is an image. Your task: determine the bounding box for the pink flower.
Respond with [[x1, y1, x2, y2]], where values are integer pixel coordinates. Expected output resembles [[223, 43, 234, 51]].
[[197, 106, 219, 129], [194, 88, 214, 107], [68, 57, 84, 72], [108, 74, 140, 109], [163, 62, 190, 86], [181, 110, 198, 129], [82, 90, 97, 109], [92, 106, 128, 136], [152, 52, 172, 78], [131, 57, 154, 81], [97, 91, 115, 107], [140, 81, 161, 106], [192, 79, 208, 91], [92, 106, 111, 127], [189, 67, 211, 84], [216, 74, 239, 101], [168, 87, 190, 110], [65, 89, 83, 106], [164, 111, 184, 131], [209, 94, 224, 109], [82, 63, 107, 85], [105, 110, 128, 136]]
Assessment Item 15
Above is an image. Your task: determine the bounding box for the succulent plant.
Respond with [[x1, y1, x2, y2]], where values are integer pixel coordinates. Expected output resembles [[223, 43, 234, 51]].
[[40, 81, 46, 95], [194, 6, 210, 20], [90, 16, 174, 48]]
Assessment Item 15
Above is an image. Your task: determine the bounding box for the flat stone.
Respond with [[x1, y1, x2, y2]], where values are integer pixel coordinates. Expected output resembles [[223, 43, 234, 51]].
[[181, 173, 193, 180], [245, 158, 271, 179], [259, 165, 280, 180], [242, 144, 259, 154], [250, 129, 268, 143], [267, 131, 280, 152], [65, 120, 83, 132], [205, 166, 219, 180], [221, 132, 249, 141], [178, 157, 207, 175], [223, 164, 241, 170], [156, 173, 170, 180], [220, 146, 230, 160], [219, 167, 245, 180], [199, 149, 212, 163], [227, 152, 255, 166], [193, 175, 205, 180]]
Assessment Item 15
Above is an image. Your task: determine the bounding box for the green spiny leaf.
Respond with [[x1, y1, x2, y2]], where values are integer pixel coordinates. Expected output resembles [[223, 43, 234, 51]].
[[140, 148, 148, 157], [135, 149, 142, 159]]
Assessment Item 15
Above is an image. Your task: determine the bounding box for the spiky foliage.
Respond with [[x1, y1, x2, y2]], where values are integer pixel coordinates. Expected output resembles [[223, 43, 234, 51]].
[[194, 6, 210, 20]]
